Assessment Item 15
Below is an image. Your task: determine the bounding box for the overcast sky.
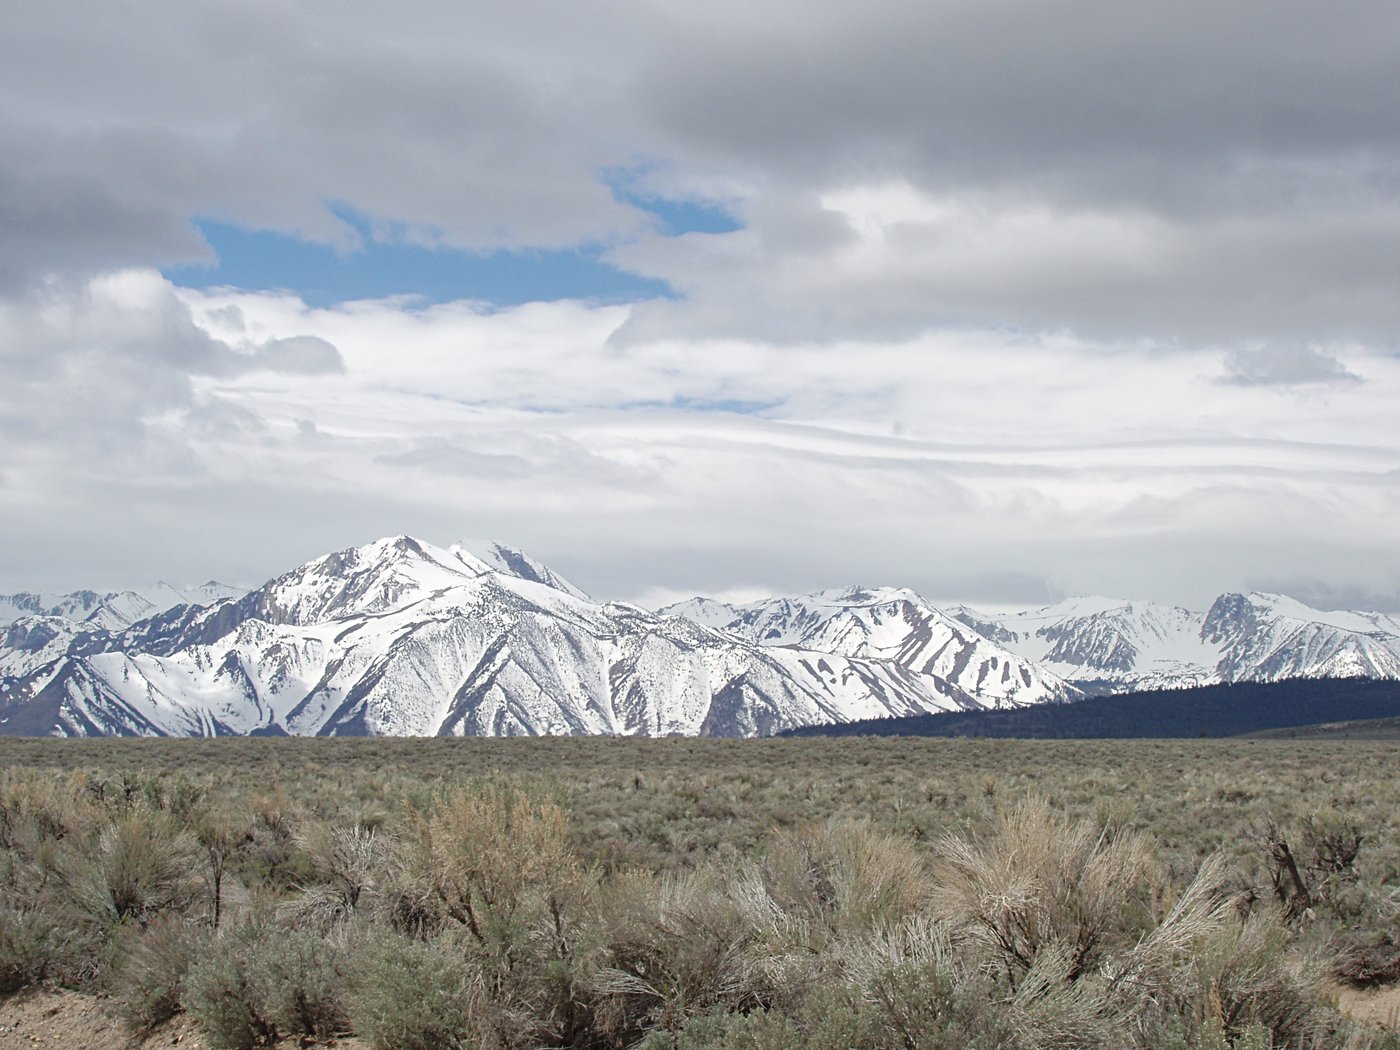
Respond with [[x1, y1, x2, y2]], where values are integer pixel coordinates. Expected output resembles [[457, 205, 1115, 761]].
[[2, 0, 1398, 611]]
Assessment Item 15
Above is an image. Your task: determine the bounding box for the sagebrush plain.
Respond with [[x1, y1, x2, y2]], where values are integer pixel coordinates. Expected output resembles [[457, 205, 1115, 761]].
[[2, 736, 1399, 1049]]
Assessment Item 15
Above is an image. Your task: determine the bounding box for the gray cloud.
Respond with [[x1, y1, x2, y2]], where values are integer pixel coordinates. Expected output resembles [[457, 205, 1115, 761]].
[[3, 0, 1399, 352], [1221, 345, 1361, 387], [636, 2, 1400, 211], [251, 336, 344, 375]]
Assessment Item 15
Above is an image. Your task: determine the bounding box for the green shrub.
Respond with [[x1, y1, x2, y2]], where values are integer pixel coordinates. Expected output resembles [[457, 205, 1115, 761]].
[[63, 809, 198, 928], [347, 929, 485, 1050], [105, 914, 208, 1031], [0, 902, 68, 994], [184, 936, 279, 1049], [184, 925, 347, 1049], [249, 928, 347, 1038]]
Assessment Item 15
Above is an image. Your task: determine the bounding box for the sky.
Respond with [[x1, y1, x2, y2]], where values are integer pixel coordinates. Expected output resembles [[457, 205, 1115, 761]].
[[2, 0, 1399, 612]]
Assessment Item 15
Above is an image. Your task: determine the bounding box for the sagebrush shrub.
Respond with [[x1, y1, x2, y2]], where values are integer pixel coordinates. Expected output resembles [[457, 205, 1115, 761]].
[[931, 795, 1159, 982], [591, 866, 782, 1041], [347, 928, 486, 1050], [63, 809, 199, 928], [763, 819, 928, 935], [105, 913, 208, 1031], [281, 822, 389, 930], [184, 924, 348, 1049]]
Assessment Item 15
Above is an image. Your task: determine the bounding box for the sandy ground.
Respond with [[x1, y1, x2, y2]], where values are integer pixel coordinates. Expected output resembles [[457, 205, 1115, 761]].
[[4, 984, 1399, 1047], [0, 988, 197, 1049], [1332, 981, 1400, 1030], [0, 989, 369, 1050]]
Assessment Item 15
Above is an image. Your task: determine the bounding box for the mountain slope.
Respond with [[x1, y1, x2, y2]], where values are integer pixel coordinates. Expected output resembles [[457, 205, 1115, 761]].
[[0, 538, 1027, 739], [664, 587, 1080, 708], [952, 593, 1400, 690]]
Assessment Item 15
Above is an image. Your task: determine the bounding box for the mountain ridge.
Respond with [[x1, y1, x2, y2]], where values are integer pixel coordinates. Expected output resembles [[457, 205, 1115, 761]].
[[3, 536, 1398, 738], [0, 536, 1062, 738]]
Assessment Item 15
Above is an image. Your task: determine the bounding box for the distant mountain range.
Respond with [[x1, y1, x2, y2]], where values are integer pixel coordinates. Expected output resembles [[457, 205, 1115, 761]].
[[0, 581, 241, 634], [947, 594, 1400, 690], [1, 535, 1397, 737]]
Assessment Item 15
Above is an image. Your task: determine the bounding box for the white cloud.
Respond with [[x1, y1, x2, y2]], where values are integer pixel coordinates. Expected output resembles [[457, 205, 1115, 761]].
[[9, 275, 1395, 609], [6, 2, 1400, 610]]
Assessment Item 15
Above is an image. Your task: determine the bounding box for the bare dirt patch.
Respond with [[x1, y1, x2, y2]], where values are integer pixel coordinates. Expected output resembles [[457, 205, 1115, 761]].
[[0, 989, 368, 1050], [0, 988, 191, 1050], [1334, 982, 1400, 1031]]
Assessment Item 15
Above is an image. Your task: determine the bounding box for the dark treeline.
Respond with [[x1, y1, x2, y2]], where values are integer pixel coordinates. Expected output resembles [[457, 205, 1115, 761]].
[[781, 678, 1400, 739]]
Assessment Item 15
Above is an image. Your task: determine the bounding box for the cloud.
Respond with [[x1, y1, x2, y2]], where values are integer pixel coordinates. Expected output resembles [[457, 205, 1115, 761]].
[[11, 281, 1395, 607], [251, 335, 344, 375], [3, 0, 1400, 352], [609, 185, 1400, 347], [5, 2, 1400, 611], [0, 270, 343, 466], [1221, 344, 1361, 387]]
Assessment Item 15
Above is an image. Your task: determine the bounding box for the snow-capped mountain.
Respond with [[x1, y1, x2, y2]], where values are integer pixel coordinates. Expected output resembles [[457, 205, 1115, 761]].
[[952, 593, 1400, 690], [1202, 592, 1400, 682], [0, 581, 248, 679], [0, 537, 1048, 739], [0, 582, 243, 632], [6, 538, 1397, 738], [663, 587, 1079, 709]]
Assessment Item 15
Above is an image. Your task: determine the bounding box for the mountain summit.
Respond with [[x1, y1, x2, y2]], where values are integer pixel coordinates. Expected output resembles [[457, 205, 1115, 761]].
[[3, 538, 1397, 738], [0, 536, 1060, 738]]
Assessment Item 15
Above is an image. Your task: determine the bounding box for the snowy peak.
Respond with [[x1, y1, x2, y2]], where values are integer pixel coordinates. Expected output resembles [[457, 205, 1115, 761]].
[[969, 591, 1400, 690], [238, 535, 591, 629], [663, 586, 1078, 708], [451, 539, 590, 600], [0, 582, 244, 631], [245, 535, 485, 626]]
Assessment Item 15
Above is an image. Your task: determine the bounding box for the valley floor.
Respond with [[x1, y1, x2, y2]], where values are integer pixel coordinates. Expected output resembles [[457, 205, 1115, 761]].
[[4, 736, 1400, 1049]]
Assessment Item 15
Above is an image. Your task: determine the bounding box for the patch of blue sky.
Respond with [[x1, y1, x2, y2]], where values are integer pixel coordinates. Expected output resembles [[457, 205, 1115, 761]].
[[165, 182, 742, 308], [604, 165, 744, 237], [165, 219, 675, 309]]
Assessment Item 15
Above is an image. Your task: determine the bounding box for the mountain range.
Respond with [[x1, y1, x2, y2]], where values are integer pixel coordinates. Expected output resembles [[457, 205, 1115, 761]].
[[1, 535, 1397, 737], [947, 594, 1400, 690]]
